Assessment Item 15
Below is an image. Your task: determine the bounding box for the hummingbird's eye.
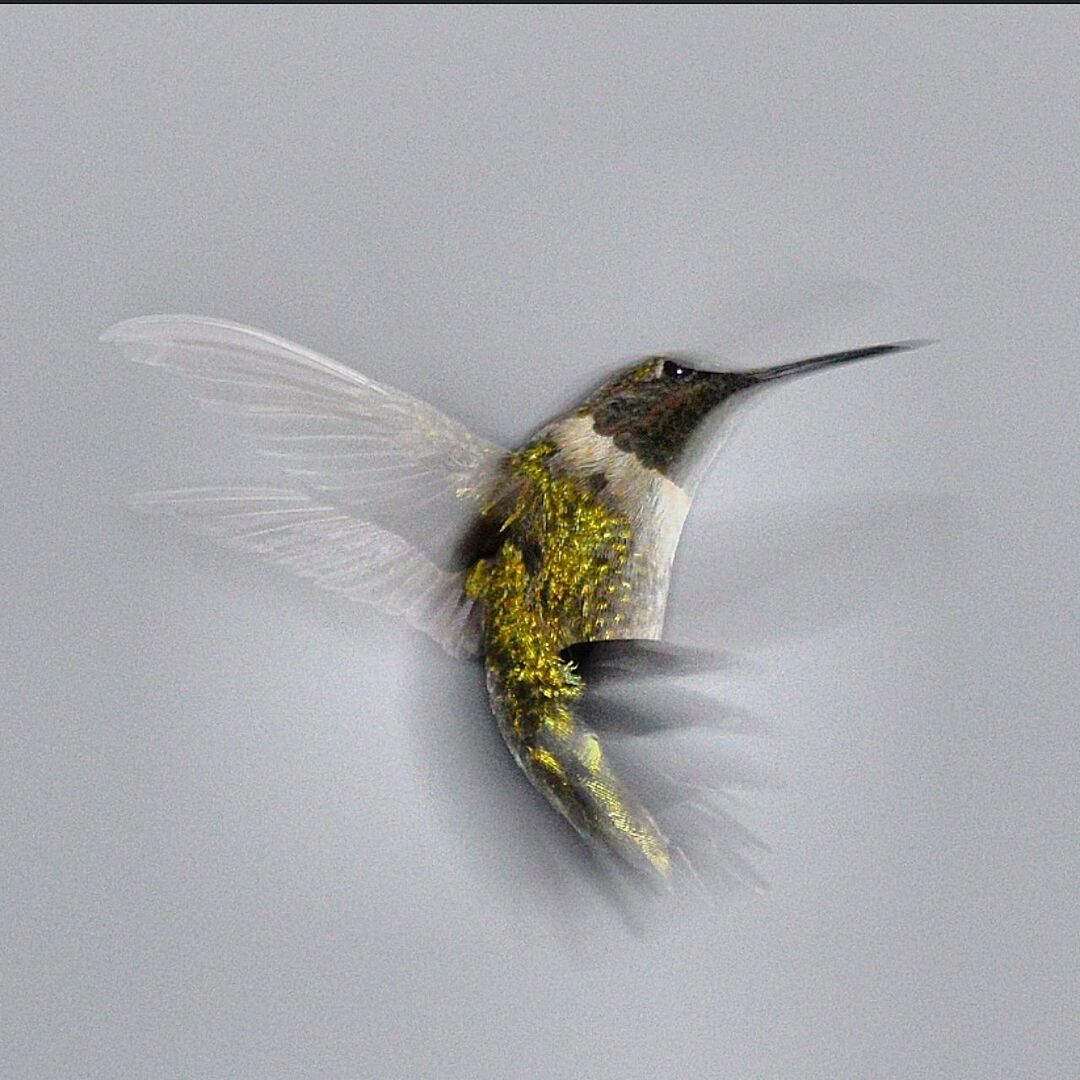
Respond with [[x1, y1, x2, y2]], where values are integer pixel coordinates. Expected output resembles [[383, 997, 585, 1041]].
[[661, 359, 694, 381]]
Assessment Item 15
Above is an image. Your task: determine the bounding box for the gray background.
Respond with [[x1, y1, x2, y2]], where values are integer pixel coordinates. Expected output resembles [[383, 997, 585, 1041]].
[[3, 6, 1076, 1078]]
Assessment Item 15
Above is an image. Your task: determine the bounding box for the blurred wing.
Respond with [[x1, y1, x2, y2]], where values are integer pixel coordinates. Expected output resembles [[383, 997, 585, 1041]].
[[131, 488, 483, 659], [564, 640, 738, 686], [579, 665, 769, 894], [100, 315, 506, 564]]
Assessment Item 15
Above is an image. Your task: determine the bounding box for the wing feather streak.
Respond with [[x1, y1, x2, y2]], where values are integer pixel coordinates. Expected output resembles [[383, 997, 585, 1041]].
[[128, 487, 482, 659]]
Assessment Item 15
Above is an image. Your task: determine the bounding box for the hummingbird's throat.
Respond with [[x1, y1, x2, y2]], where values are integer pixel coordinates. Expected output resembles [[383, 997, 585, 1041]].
[[589, 376, 737, 477]]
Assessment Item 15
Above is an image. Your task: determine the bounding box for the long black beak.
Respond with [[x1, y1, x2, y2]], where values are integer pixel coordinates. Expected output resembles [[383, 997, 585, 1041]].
[[746, 339, 934, 384]]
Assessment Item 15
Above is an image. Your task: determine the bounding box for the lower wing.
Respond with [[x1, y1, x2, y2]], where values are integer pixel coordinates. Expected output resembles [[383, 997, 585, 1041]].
[[131, 487, 483, 659]]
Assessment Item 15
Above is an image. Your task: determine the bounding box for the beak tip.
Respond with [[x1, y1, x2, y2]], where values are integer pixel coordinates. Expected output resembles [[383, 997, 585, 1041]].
[[891, 338, 937, 353]]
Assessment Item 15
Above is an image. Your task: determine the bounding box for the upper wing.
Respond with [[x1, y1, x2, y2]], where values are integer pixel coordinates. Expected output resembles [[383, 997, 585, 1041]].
[[100, 316, 506, 565]]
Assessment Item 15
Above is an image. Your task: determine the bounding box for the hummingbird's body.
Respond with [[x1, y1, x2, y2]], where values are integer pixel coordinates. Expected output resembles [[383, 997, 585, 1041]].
[[466, 431, 685, 876], [463, 359, 763, 877], [103, 317, 928, 888], [464, 349, 928, 880]]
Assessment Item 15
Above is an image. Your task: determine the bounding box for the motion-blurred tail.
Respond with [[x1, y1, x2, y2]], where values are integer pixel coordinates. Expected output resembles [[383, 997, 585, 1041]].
[[487, 641, 767, 892]]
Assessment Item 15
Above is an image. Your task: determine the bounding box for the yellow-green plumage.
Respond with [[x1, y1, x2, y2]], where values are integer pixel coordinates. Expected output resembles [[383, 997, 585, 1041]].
[[465, 442, 672, 877]]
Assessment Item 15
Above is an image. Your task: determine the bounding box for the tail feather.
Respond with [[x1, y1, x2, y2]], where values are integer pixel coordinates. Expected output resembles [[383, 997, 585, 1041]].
[[522, 704, 674, 882], [489, 661, 768, 892]]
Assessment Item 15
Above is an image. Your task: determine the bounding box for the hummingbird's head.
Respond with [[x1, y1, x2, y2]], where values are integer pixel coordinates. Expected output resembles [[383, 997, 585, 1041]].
[[579, 341, 931, 486]]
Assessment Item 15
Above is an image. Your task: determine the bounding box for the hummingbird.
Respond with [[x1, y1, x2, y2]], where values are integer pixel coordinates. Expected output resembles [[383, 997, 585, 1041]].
[[103, 316, 928, 888]]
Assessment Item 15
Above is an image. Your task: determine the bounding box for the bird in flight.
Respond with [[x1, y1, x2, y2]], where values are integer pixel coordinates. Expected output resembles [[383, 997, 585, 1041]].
[[103, 316, 928, 891]]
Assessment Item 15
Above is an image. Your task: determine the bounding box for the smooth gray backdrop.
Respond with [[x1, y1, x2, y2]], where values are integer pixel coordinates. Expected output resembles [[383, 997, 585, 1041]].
[[4, 6, 1076, 1078]]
